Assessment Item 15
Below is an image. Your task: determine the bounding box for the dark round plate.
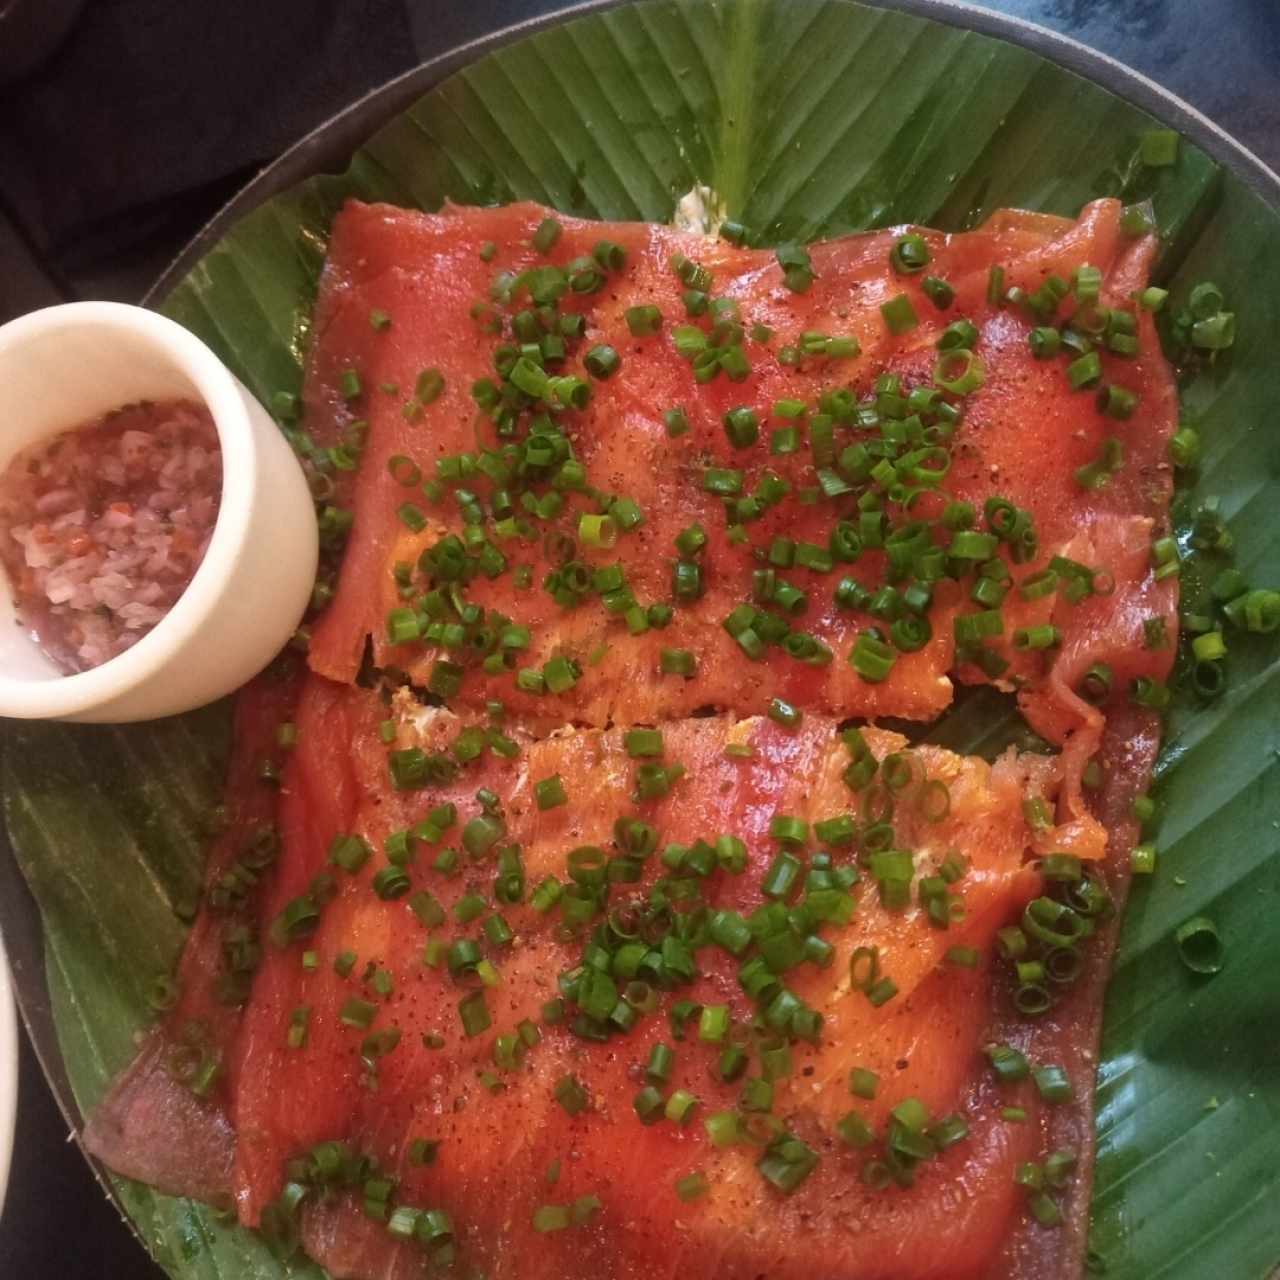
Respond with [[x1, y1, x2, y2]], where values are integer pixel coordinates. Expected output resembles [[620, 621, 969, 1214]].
[[3, 2, 1278, 1277]]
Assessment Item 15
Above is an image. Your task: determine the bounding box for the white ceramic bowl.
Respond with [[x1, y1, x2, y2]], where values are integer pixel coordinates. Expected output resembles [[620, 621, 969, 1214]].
[[0, 303, 318, 722]]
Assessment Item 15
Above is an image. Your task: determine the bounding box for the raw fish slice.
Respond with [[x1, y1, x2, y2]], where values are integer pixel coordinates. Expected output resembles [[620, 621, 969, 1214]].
[[226, 679, 1090, 1280], [83, 661, 302, 1200], [303, 200, 1175, 733]]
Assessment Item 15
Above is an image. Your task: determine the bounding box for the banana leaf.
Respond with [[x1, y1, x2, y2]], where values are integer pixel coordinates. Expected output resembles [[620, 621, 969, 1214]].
[[4, 2, 1279, 1278]]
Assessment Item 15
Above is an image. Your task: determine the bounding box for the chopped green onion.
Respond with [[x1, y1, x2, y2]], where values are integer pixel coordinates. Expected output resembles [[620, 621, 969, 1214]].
[[1121, 203, 1162, 236], [1131, 676, 1171, 710], [623, 728, 664, 758], [532, 1205, 570, 1233], [890, 233, 931, 274], [849, 1067, 879, 1099], [1225, 589, 1280, 633], [757, 1132, 818, 1194], [578, 513, 617, 549], [850, 632, 897, 683], [339, 997, 377, 1030], [372, 867, 411, 900], [703, 467, 743, 496], [937, 319, 979, 351], [1140, 128, 1179, 167], [1029, 326, 1061, 358], [665, 1089, 699, 1125], [698, 1004, 730, 1043], [723, 406, 759, 448], [532, 217, 562, 254], [625, 304, 663, 336], [534, 775, 568, 811], [767, 698, 802, 729], [1131, 843, 1157, 875], [415, 367, 445, 405], [1067, 351, 1103, 390], [633, 1086, 665, 1125], [1097, 384, 1138, 420], [776, 243, 815, 292], [593, 239, 626, 271], [881, 293, 919, 336], [660, 648, 697, 678], [1013, 624, 1062, 651], [554, 1074, 590, 1116], [933, 348, 986, 401], [985, 1043, 1030, 1082], [1169, 426, 1200, 468], [837, 1111, 875, 1148], [1073, 264, 1102, 304], [585, 345, 621, 379], [458, 991, 490, 1038], [1175, 915, 1224, 974], [922, 275, 954, 309], [761, 850, 802, 900], [705, 1111, 740, 1147], [1033, 1065, 1074, 1104]]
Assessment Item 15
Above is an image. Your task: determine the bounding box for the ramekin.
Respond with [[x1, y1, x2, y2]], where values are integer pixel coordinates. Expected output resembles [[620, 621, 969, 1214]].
[[0, 302, 317, 721]]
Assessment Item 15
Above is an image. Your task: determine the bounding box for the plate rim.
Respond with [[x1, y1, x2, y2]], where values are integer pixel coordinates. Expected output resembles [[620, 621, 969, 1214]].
[[0, 932, 16, 1215], [3, 0, 1278, 1263]]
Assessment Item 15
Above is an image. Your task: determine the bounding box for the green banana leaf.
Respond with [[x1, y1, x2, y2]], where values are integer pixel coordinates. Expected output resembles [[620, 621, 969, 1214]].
[[4, 2, 1279, 1278]]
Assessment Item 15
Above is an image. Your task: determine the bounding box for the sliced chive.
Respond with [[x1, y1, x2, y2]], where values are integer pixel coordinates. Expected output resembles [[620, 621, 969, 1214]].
[[626, 304, 664, 336], [1033, 1065, 1074, 1104], [723, 406, 759, 449], [554, 1074, 590, 1116], [458, 990, 490, 1037], [985, 1043, 1030, 1082], [1175, 915, 1224, 973], [660, 648, 697, 678], [1140, 128, 1179, 167], [339, 997, 377, 1029], [534, 774, 568, 811], [849, 1067, 879, 1099], [922, 275, 954, 309], [624, 728, 664, 758], [664, 406, 691, 438], [890, 233, 930, 274], [532, 217, 562, 254], [585, 344, 621, 379], [665, 1089, 699, 1125], [880, 293, 918, 335], [1097, 383, 1138, 419], [675, 1171, 709, 1202], [767, 698, 802, 729], [850, 632, 897, 683], [776, 243, 814, 292]]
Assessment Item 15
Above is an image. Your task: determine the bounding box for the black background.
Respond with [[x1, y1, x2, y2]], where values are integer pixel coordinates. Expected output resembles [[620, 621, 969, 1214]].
[[0, 0, 1277, 1274]]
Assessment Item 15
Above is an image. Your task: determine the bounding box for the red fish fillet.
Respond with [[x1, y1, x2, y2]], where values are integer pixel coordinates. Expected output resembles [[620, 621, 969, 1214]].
[[304, 198, 1175, 742], [84, 194, 1183, 1280], [233, 679, 1073, 1280]]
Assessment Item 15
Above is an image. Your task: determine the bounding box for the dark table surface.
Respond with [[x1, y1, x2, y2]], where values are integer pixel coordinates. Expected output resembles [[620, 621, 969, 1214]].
[[1, 0, 1277, 1274]]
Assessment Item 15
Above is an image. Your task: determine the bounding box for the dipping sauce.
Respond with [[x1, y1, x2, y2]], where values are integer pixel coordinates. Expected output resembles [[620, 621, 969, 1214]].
[[0, 399, 222, 673]]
